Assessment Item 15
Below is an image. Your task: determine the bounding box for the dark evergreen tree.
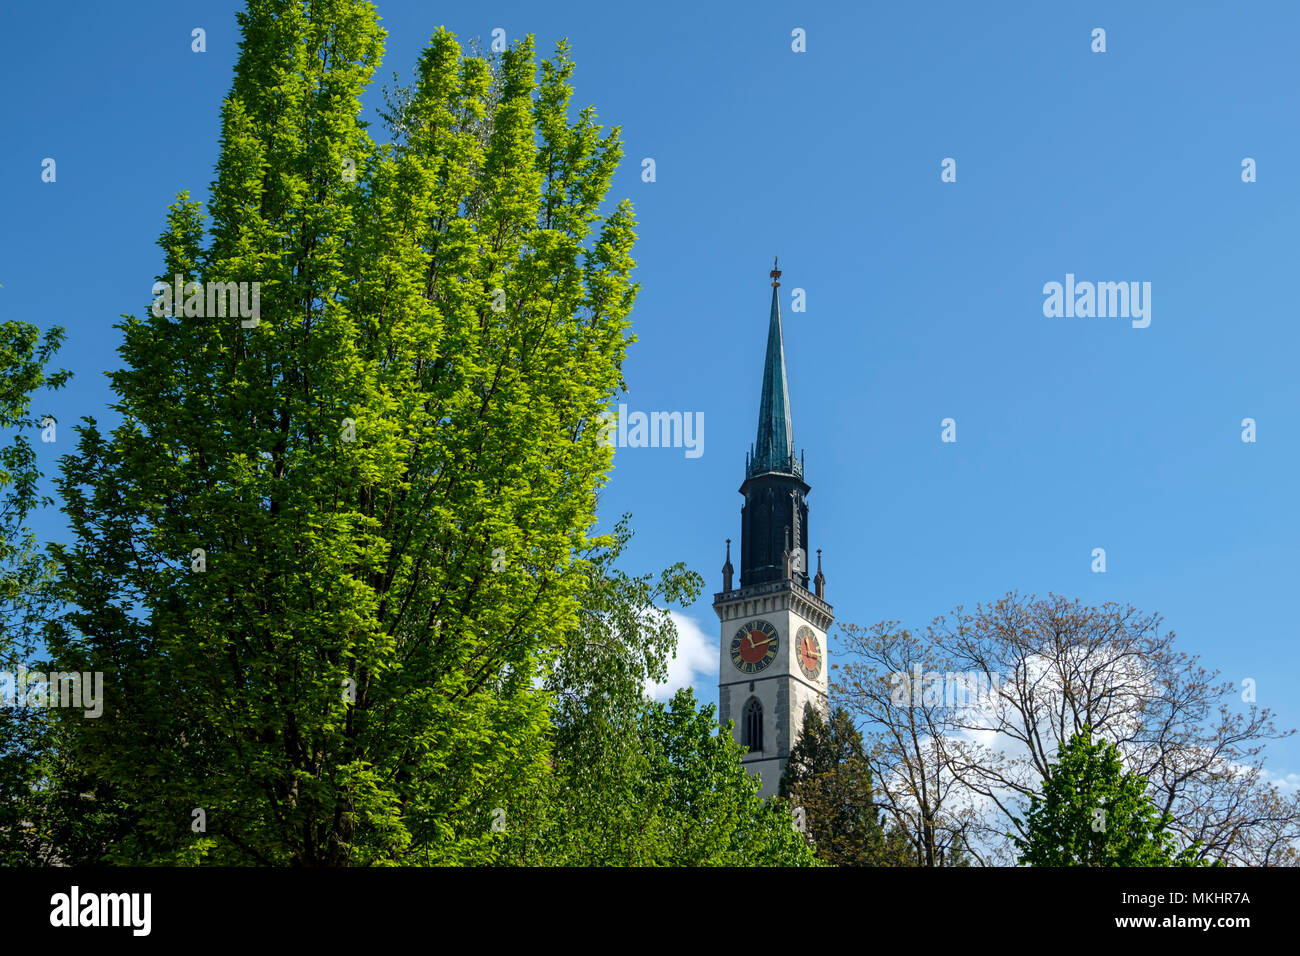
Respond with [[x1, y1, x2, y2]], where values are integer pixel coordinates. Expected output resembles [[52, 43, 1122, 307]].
[[780, 704, 909, 865]]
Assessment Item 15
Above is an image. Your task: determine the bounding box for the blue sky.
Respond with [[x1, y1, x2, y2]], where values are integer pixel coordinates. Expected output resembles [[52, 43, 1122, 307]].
[[2, 1, 1298, 782]]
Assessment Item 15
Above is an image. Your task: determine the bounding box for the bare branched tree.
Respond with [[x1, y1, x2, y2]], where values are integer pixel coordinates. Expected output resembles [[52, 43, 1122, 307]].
[[832, 622, 988, 866], [836, 593, 1300, 866]]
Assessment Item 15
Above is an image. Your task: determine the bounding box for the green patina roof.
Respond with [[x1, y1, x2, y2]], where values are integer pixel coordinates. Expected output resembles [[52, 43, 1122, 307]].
[[750, 280, 798, 477]]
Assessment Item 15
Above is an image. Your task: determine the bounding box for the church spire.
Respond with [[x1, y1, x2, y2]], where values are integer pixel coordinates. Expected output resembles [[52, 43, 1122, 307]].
[[713, 257, 834, 801], [750, 257, 797, 478], [739, 259, 809, 590]]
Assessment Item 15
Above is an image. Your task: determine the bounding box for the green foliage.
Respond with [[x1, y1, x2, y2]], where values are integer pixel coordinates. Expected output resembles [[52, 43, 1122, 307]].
[[494, 523, 817, 865], [48, 0, 637, 865], [501, 689, 820, 867], [781, 704, 864, 789], [779, 704, 910, 866], [640, 688, 820, 866], [0, 318, 69, 865], [1013, 727, 1216, 867], [15, 1, 818, 869]]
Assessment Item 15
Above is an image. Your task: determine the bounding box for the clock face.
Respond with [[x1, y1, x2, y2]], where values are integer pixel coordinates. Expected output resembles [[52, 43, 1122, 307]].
[[796, 625, 822, 680], [731, 620, 779, 674]]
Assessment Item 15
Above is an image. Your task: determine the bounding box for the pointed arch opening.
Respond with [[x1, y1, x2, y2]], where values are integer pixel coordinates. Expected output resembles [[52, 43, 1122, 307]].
[[742, 696, 763, 753]]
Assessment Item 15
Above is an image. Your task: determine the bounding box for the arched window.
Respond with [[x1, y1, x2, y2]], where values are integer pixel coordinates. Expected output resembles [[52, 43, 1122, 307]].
[[742, 697, 763, 753]]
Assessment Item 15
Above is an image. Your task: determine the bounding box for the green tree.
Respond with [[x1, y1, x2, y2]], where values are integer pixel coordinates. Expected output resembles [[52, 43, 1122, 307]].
[[0, 318, 68, 865], [501, 687, 819, 866], [1013, 727, 1214, 866], [640, 688, 820, 866], [779, 704, 911, 866], [49, 1, 637, 865], [495, 522, 818, 866]]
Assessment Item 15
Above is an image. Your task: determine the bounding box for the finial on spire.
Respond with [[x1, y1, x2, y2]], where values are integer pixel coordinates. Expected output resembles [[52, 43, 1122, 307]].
[[722, 539, 734, 592], [770, 256, 781, 288]]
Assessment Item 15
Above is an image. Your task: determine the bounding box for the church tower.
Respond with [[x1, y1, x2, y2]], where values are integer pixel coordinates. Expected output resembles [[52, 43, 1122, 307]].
[[714, 259, 834, 799]]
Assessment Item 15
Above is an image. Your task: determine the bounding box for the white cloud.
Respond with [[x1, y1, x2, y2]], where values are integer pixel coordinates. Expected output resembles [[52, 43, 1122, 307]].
[[645, 611, 716, 701], [1264, 771, 1300, 794]]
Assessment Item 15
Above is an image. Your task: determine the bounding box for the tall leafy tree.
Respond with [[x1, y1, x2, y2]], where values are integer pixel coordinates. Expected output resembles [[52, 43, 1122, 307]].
[[1013, 727, 1213, 866], [50, 1, 637, 865]]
